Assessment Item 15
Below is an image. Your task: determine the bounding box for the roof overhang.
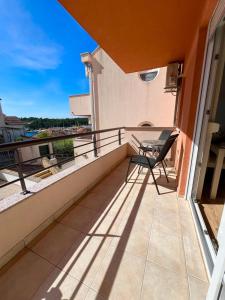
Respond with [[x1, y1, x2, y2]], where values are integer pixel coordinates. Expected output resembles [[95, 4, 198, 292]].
[[58, 0, 211, 73]]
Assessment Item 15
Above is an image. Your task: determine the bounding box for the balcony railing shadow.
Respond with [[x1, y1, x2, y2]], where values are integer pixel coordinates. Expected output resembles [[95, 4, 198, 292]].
[[23, 159, 177, 299]]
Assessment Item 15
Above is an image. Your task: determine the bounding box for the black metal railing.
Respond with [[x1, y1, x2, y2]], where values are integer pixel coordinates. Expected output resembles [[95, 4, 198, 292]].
[[0, 127, 125, 195]]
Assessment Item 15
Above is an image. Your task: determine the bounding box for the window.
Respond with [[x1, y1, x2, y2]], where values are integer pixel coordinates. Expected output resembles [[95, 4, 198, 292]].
[[139, 69, 159, 82], [138, 121, 153, 127], [39, 145, 50, 158]]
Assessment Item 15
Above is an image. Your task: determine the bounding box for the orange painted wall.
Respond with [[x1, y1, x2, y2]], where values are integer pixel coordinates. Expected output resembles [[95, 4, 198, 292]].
[[176, 0, 218, 196]]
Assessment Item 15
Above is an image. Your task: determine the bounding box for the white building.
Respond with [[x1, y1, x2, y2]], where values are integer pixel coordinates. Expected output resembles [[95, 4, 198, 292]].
[[0, 101, 25, 144]]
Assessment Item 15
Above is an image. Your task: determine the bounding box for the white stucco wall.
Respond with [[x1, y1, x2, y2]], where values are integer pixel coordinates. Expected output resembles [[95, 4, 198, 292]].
[[70, 48, 176, 130], [69, 94, 91, 117], [20, 143, 53, 163], [92, 48, 175, 128]]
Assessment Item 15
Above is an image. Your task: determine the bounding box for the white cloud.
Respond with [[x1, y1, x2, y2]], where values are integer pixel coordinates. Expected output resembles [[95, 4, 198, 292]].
[[0, 0, 62, 70]]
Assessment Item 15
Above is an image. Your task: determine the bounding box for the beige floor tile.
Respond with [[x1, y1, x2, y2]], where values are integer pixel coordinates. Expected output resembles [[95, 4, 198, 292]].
[[180, 217, 198, 243], [179, 199, 198, 240], [88, 212, 124, 237], [29, 223, 85, 265], [118, 216, 151, 241], [180, 210, 198, 241], [151, 219, 178, 237], [58, 205, 100, 233], [153, 210, 181, 237], [32, 267, 89, 300], [90, 180, 124, 199], [188, 275, 208, 300], [183, 236, 207, 281], [111, 225, 150, 258], [102, 187, 135, 218], [58, 236, 111, 286], [0, 251, 54, 300], [122, 201, 154, 235], [147, 228, 186, 273], [155, 193, 178, 212], [78, 191, 113, 213], [91, 247, 145, 300], [125, 193, 155, 218], [80, 183, 135, 220], [85, 288, 105, 300], [141, 261, 189, 300], [179, 198, 191, 215]]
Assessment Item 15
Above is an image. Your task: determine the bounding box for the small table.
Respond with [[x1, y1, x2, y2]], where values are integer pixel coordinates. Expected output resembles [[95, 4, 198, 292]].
[[141, 139, 165, 149], [140, 140, 166, 158], [210, 143, 225, 199]]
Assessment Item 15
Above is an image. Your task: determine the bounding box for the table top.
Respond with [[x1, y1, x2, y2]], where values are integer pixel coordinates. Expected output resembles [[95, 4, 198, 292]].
[[141, 139, 165, 147]]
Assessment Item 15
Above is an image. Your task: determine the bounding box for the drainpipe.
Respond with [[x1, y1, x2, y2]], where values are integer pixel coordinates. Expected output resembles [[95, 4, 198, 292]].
[[0, 98, 5, 127], [85, 62, 96, 132]]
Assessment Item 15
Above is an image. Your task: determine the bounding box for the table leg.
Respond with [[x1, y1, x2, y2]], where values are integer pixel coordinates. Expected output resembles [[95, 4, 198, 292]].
[[210, 151, 224, 199]]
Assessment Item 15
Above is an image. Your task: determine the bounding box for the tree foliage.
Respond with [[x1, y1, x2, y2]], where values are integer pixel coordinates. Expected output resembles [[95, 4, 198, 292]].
[[35, 131, 50, 139], [21, 117, 88, 130], [53, 139, 74, 157]]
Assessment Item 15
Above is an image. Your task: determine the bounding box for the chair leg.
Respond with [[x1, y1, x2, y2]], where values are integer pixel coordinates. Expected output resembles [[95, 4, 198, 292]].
[[159, 168, 161, 177], [150, 168, 160, 195], [161, 161, 169, 182], [126, 159, 132, 183], [138, 165, 142, 174], [163, 159, 167, 167], [138, 151, 146, 174]]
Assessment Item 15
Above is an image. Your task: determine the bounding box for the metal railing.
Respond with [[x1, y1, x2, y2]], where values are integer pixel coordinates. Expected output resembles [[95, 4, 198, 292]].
[[0, 127, 125, 195]]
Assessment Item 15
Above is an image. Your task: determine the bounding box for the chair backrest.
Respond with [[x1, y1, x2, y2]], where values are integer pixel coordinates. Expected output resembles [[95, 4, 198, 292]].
[[155, 133, 179, 163], [159, 129, 173, 140]]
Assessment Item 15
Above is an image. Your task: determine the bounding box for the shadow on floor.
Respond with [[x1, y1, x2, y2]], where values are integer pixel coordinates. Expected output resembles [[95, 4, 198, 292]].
[[0, 158, 178, 300]]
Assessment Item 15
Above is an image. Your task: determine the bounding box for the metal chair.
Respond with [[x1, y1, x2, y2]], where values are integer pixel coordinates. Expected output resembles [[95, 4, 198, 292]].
[[140, 129, 174, 155], [126, 133, 179, 194]]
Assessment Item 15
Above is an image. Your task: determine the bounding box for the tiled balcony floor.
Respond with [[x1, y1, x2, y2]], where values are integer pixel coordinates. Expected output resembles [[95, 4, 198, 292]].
[[0, 159, 208, 299]]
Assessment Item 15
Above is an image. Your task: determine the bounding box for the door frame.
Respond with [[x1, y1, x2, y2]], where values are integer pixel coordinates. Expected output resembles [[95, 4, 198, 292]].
[[185, 0, 225, 277]]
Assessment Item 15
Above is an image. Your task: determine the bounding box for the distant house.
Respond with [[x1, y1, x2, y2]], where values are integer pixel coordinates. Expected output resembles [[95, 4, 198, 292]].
[[0, 102, 25, 143]]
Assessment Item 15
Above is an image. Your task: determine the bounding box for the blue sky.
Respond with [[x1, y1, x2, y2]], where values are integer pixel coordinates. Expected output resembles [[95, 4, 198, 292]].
[[0, 0, 97, 118]]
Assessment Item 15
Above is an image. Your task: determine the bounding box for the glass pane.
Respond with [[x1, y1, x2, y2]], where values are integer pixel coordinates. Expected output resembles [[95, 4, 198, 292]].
[[140, 71, 158, 82]]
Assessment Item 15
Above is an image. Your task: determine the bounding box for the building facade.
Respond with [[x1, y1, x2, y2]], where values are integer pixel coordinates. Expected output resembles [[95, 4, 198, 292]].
[[0, 102, 25, 144], [70, 48, 176, 163], [70, 48, 176, 130]]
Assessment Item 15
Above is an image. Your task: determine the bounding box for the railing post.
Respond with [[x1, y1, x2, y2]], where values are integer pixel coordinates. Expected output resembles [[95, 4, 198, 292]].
[[14, 149, 29, 194], [93, 134, 98, 157], [118, 129, 121, 145]]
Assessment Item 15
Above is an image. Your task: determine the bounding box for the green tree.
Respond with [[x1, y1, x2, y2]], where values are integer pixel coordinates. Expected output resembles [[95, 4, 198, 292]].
[[20, 117, 88, 130], [35, 132, 50, 139], [53, 139, 74, 158]]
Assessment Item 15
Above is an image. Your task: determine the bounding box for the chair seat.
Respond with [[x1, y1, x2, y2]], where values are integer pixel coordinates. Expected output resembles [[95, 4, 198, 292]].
[[130, 155, 156, 168]]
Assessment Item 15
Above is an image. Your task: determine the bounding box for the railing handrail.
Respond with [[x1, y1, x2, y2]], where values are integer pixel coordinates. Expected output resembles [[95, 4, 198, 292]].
[[0, 127, 126, 194], [0, 126, 125, 151], [125, 126, 175, 131]]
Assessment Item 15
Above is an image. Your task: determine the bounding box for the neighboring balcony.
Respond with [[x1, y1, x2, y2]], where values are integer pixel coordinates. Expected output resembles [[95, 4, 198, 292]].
[[69, 93, 92, 118], [0, 127, 208, 299]]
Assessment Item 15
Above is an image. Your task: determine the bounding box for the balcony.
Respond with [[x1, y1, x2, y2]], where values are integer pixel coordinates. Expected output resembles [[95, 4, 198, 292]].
[[70, 94, 92, 117], [0, 127, 207, 299]]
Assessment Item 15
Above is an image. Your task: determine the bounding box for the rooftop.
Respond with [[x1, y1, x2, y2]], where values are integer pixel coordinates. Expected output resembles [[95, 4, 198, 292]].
[[4, 116, 25, 126], [0, 159, 207, 299]]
